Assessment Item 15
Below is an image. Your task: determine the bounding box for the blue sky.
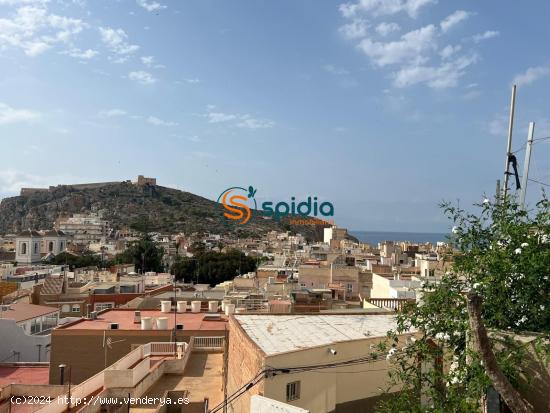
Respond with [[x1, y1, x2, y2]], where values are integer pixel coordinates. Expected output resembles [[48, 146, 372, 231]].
[[0, 0, 549, 232]]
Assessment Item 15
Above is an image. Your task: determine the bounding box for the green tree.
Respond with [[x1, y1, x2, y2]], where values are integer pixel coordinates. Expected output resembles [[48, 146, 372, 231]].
[[377, 196, 550, 413], [114, 234, 164, 273], [171, 248, 257, 286], [51, 251, 102, 269]]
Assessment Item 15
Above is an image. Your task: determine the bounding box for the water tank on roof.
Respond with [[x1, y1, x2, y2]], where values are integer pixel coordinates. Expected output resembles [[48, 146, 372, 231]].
[[177, 301, 187, 313], [156, 317, 168, 330], [208, 301, 218, 312], [160, 300, 171, 313], [141, 317, 152, 330], [225, 304, 235, 315], [191, 301, 201, 313]]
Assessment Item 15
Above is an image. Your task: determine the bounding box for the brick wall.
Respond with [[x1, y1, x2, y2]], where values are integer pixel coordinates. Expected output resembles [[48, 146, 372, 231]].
[[226, 317, 265, 413]]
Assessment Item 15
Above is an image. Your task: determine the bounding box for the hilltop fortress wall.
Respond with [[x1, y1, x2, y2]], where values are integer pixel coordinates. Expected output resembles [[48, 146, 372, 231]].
[[20, 175, 156, 196]]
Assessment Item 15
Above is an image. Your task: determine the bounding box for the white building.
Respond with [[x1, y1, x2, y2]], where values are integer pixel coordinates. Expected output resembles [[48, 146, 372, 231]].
[[56, 213, 108, 244], [42, 230, 67, 255], [15, 230, 43, 265]]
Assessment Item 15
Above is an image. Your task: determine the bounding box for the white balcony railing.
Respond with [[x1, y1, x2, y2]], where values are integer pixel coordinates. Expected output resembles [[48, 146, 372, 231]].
[[193, 336, 225, 350]]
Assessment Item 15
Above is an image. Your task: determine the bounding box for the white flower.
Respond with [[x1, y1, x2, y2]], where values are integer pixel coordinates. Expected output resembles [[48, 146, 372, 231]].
[[472, 283, 480, 290], [514, 248, 522, 255], [521, 242, 529, 248], [435, 332, 450, 341], [452, 226, 459, 234], [483, 198, 490, 205], [541, 305, 545, 311]]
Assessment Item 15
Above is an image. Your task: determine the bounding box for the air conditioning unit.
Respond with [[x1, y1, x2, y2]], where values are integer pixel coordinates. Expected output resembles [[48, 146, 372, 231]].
[[110, 323, 119, 330], [176, 324, 184, 330], [90, 311, 98, 320], [0, 305, 10, 312]]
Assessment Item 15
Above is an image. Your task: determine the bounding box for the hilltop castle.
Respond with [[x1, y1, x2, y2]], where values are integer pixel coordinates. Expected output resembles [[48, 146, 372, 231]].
[[20, 175, 157, 196]]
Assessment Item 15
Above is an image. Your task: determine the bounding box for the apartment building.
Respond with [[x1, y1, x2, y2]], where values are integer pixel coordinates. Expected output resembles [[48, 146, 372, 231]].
[[56, 213, 108, 244], [49, 308, 228, 384]]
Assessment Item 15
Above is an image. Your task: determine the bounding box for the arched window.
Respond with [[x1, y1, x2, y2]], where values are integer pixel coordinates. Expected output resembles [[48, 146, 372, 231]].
[[48, 241, 54, 252], [34, 243, 39, 254], [60, 241, 64, 251], [21, 243, 27, 255]]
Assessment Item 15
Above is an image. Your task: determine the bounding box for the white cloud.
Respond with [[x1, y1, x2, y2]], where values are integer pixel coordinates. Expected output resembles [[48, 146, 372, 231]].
[[136, 0, 166, 12], [472, 30, 499, 43], [393, 54, 477, 88], [439, 44, 461, 59], [147, 116, 177, 126], [324, 64, 349, 75], [339, 0, 436, 19], [185, 78, 200, 84], [375, 22, 400, 36], [64, 48, 98, 59], [0, 4, 87, 57], [237, 115, 275, 129], [358, 24, 437, 66], [339, 18, 368, 39], [128, 70, 157, 84], [440, 10, 470, 33], [98, 109, 127, 118], [512, 66, 550, 87], [141, 55, 153, 66], [99, 27, 139, 56], [207, 112, 237, 123], [0, 102, 41, 124], [206, 111, 274, 129]]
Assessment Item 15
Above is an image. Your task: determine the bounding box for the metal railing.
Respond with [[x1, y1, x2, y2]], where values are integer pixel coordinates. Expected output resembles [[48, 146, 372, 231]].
[[193, 336, 225, 350]]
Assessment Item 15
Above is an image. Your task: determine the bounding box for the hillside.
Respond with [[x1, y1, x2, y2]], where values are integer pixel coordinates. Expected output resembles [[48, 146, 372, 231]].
[[0, 182, 331, 241]]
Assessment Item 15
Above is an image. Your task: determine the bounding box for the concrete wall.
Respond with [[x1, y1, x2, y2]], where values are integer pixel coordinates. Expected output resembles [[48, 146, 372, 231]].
[[298, 266, 331, 289], [0, 319, 51, 362], [227, 317, 265, 413], [262, 337, 402, 413]]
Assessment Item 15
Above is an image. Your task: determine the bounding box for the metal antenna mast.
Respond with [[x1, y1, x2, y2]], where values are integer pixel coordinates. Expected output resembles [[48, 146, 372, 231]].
[[502, 85, 517, 199]]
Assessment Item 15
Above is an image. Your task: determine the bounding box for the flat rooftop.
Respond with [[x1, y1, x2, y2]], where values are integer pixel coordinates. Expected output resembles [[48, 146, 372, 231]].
[[59, 309, 227, 331], [0, 303, 58, 323], [0, 365, 49, 387], [234, 314, 403, 355]]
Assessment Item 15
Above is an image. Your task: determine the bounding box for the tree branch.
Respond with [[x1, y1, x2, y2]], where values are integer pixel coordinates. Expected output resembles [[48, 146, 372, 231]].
[[466, 292, 533, 413]]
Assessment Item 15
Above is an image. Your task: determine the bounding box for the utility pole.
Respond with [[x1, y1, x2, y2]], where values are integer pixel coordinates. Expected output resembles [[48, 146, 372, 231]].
[[519, 122, 535, 209], [495, 180, 501, 204], [502, 85, 517, 199]]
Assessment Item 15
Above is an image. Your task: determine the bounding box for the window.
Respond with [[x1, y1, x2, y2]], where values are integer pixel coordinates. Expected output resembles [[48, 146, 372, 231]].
[[286, 381, 300, 401], [95, 303, 114, 311], [60, 241, 64, 250], [48, 241, 54, 252], [34, 243, 38, 254], [21, 243, 27, 255], [347, 283, 353, 293], [71, 304, 80, 313]]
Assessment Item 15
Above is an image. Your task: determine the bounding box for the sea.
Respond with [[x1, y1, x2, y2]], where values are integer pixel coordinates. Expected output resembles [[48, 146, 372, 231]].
[[350, 231, 450, 245]]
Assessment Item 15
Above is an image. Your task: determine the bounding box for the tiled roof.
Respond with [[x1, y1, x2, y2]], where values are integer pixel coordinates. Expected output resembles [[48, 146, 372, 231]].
[[41, 277, 64, 295]]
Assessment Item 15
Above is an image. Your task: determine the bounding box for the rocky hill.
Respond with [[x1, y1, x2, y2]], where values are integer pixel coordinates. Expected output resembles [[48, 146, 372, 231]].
[[0, 182, 331, 241]]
